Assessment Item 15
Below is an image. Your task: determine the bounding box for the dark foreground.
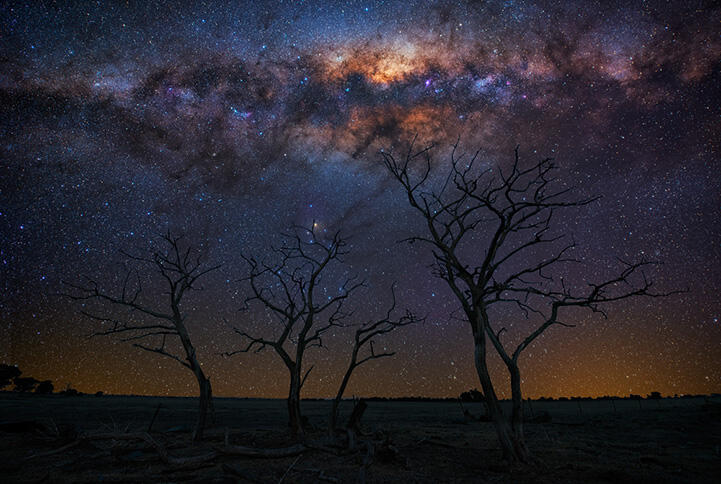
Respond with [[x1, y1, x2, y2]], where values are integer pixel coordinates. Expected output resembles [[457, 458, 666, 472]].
[[1, 393, 719, 483]]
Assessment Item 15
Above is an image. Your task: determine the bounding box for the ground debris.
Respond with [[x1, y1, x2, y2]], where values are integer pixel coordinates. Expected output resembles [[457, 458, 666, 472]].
[[2, 395, 720, 483]]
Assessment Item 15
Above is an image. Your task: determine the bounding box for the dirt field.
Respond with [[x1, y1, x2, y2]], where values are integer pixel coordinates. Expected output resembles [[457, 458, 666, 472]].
[[1, 393, 719, 483]]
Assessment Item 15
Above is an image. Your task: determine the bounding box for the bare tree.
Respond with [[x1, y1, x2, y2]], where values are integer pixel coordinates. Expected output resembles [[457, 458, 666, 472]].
[[227, 225, 364, 437], [329, 284, 420, 434], [64, 232, 219, 441], [382, 138, 675, 463]]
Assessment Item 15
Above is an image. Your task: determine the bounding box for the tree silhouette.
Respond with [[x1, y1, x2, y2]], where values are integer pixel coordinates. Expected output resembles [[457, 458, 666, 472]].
[[382, 138, 675, 463], [35, 380, 54, 394], [227, 225, 364, 437], [459, 389, 484, 403], [64, 232, 220, 441], [329, 284, 420, 434], [0, 364, 21, 390], [14, 376, 39, 392]]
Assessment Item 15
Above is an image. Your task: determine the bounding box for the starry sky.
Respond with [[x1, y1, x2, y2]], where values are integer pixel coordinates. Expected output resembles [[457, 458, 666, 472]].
[[1, 0, 720, 399]]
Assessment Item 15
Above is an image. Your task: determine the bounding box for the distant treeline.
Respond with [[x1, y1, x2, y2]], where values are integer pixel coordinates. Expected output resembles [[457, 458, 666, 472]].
[[0, 363, 91, 396], [312, 390, 721, 402], [2, 365, 717, 402], [460, 388, 719, 402], [533, 393, 720, 401]]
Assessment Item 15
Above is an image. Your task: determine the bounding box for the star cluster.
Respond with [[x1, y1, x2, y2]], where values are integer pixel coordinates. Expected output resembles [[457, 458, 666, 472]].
[[1, 0, 719, 398]]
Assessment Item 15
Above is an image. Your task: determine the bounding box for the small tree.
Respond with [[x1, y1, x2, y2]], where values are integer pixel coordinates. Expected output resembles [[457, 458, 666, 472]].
[[0, 364, 21, 390], [14, 376, 39, 392], [35, 380, 54, 394], [65, 232, 219, 441], [460, 389, 485, 403], [329, 284, 419, 434], [60, 384, 82, 397], [228, 225, 363, 437], [383, 139, 674, 462]]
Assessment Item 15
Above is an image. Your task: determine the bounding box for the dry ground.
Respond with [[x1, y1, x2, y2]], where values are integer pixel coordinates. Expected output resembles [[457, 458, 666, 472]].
[[1, 393, 719, 483]]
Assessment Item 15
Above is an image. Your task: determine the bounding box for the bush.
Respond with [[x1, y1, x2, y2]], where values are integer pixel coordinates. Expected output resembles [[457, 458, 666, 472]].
[[13, 376, 39, 392], [59, 384, 83, 397], [459, 389, 485, 402], [0, 364, 22, 389], [35, 380, 54, 394]]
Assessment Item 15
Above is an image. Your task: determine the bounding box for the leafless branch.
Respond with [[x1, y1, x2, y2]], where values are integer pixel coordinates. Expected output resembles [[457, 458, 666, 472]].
[[330, 284, 422, 431], [63, 231, 219, 441], [228, 226, 364, 436], [383, 139, 679, 461]]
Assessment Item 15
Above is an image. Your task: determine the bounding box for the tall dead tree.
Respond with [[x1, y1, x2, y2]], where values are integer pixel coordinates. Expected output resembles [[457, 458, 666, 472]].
[[382, 138, 674, 463], [329, 284, 420, 434], [227, 225, 364, 437], [65, 232, 219, 441]]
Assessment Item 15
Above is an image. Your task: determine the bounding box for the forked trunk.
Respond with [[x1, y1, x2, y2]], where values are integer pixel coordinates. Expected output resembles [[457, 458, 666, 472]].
[[472, 329, 531, 463]]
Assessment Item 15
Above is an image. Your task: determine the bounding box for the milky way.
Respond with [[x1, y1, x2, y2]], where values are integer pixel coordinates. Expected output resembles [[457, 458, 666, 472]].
[[1, 0, 720, 398]]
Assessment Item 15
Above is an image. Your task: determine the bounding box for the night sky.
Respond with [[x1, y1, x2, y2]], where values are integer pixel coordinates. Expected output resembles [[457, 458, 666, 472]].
[[1, 0, 719, 399]]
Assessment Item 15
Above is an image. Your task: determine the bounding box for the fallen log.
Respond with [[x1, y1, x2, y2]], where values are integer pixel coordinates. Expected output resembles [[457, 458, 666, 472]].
[[27, 430, 309, 466], [221, 463, 267, 483], [26, 432, 218, 465], [221, 442, 306, 458]]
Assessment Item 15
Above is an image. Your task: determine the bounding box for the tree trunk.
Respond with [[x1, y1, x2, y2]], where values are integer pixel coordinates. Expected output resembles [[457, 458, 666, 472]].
[[508, 362, 531, 461], [287, 367, 304, 438], [330, 350, 358, 435], [472, 327, 529, 463], [174, 319, 212, 442], [329, 393, 342, 435], [192, 372, 212, 442], [346, 398, 367, 432]]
